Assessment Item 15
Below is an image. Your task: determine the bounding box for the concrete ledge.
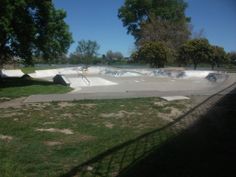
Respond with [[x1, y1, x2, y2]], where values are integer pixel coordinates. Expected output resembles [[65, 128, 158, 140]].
[[0, 69, 24, 78]]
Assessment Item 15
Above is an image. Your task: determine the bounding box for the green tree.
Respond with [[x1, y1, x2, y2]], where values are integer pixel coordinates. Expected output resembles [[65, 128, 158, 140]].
[[129, 51, 139, 64], [69, 53, 81, 64], [76, 40, 100, 58], [106, 50, 124, 61], [137, 42, 169, 68], [138, 17, 191, 50], [55, 54, 69, 64], [178, 38, 212, 69], [177, 46, 190, 67], [228, 51, 236, 65], [0, 0, 73, 67], [75, 40, 100, 66], [118, 0, 191, 48], [210, 45, 228, 70]]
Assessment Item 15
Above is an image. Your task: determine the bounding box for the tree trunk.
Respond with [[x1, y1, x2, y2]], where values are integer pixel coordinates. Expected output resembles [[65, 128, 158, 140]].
[[0, 56, 3, 80], [0, 55, 4, 70], [211, 64, 215, 70]]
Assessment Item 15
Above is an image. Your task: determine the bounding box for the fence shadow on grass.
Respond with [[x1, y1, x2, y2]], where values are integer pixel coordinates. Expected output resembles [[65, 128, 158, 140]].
[[119, 88, 236, 177], [60, 83, 236, 177]]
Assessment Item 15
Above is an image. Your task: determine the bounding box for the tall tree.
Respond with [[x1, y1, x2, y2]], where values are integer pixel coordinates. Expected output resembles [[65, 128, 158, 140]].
[[210, 45, 228, 70], [76, 40, 100, 58], [228, 51, 236, 65], [137, 41, 169, 68], [75, 40, 100, 66], [177, 38, 212, 70], [138, 18, 191, 50], [106, 50, 124, 61], [118, 0, 191, 49], [0, 0, 73, 67]]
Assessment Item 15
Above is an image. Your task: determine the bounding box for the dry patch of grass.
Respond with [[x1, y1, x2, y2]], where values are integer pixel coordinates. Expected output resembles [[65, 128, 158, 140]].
[[0, 134, 13, 141], [0, 97, 26, 109], [80, 103, 97, 108], [44, 141, 63, 146], [100, 110, 142, 119], [58, 102, 76, 108], [36, 128, 74, 135], [158, 107, 183, 122], [104, 122, 114, 129], [1, 112, 24, 118], [42, 122, 56, 125]]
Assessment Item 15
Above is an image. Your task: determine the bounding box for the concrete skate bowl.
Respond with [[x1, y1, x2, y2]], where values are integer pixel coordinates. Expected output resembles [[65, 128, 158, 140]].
[[21, 66, 234, 96], [99, 67, 228, 80], [100, 69, 144, 77], [77, 67, 232, 95]]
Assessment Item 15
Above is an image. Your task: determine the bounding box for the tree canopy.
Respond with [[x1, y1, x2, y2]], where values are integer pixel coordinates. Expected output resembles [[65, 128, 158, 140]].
[[75, 40, 100, 66], [228, 51, 236, 65], [138, 18, 191, 50], [210, 45, 228, 69], [118, 0, 191, 49], [106, 50, 124, 61], [136, 41, 169, 68], [75, 40, 100, 58], [0, 0, 73, 66], [177, 38, 213, 69]]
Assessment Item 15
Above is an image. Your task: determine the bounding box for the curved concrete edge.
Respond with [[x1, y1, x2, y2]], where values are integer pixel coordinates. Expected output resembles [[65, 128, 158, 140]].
[[24, 74, 236, 103], [23, 87, 233, 103]]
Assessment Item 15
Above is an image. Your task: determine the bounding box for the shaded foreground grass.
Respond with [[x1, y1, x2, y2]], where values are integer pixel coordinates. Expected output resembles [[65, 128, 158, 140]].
[[0, 98, 191, 177], [119, 89, 236, 177], [0, 77, 72, 98]]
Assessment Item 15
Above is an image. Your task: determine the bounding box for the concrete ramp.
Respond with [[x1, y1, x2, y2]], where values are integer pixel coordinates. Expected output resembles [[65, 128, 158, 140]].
[[185, 70, 214, 78], [0, 69, 24, 78], [53, 75, 70, 86], [206, 73, 229, 82], [161, 96, 190, 101], [29, 67, 83, 78], [68, 77, 117, 89]]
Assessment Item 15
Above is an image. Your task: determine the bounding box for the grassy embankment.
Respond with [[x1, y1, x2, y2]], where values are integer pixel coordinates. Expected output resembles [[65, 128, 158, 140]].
[[0, 77, 72, 99], [0, 66, 72, 99]]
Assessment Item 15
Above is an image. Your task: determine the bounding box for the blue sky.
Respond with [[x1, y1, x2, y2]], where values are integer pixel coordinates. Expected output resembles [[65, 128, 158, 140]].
[[53, 0, 236, 57]]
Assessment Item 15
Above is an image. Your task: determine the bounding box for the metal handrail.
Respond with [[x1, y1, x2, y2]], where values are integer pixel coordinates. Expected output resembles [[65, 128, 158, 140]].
[[74, 67, 90, 86]]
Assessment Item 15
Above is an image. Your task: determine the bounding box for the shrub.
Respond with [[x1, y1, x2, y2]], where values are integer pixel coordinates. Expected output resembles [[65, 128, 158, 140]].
[[177, 38, 212, 69], [137, 42, 169, 68]]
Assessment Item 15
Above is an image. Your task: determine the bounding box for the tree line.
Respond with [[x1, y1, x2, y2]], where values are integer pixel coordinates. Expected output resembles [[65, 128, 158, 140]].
[[118, 0, 235, 69], [29, 39, 127, 65], [131, 38, 232, 70], [68, 40, 127, 66]]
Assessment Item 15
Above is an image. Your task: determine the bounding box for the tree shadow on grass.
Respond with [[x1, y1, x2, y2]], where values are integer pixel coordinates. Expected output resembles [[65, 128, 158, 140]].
[[60, 83, 236, 177], [0, 77, 56, 88]]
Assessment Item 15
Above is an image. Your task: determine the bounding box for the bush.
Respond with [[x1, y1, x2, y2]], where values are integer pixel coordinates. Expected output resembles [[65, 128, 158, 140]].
[[210, 45, 228, 69], [229, 52, 236, 65], [177, 38, 212, 69], [137, 42, 170, 68]]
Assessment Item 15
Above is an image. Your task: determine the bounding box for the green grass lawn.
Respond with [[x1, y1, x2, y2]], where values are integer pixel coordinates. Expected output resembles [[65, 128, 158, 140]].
[[0, 77, 72, 98], [20, 66, 59, 74], [0, 98, 191, 177]]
